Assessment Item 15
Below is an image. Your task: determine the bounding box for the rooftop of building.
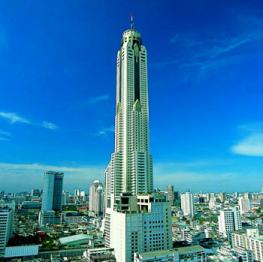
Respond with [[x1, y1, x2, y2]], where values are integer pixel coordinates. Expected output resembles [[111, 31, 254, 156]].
[[59, 234, 93, 245], [137, 245, 206, 258]]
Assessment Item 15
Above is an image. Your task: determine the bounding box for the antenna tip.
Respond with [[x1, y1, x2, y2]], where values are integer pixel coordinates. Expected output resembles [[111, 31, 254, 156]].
[[130, 15, 134, 29]]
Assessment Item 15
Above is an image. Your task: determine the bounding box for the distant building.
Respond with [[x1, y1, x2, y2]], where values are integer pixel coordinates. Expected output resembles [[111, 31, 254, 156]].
[[238, 197, 251, 214], [0, 207, 13, 257], [63, 211, 85, 224], [38, 210, 62, 226], [31, 189, 41, 197], [4, 245, 39, 260], [218, 192, 226, 203], [181, 230, 206, 245], [89, 180, 104, 216], [218, 207, 242, 238], [198, 196, 205, 203], [244, 192, 252, 200], [0, 199, 15, 211], [41, 171, 64, 212], [58, 234, 92, 248], [21, 201, 41, 210], [209, 193, 216, 210], [83, 247, 116, 261], [181, 192, 194, 218], [134, 245, 206, 262], [62, 191, 70, 205], [167, 185, 175, 205], [39, 171, 64, 226]]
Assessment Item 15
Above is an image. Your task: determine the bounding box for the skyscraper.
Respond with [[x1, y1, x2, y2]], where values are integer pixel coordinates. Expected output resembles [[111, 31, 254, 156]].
[[0, 207, 13, 257], [209, 193, 216, 210], [104, 20, 172, 262], [218, 207, 242, 238], [181, 192, 194, 218], [42, 171, 64, 212], [39, 171, 64, 226], [238, 197, 251, 214], [89, 180, 104, 216], [105, 19, 153, 207], [167, 185, 175, 206]]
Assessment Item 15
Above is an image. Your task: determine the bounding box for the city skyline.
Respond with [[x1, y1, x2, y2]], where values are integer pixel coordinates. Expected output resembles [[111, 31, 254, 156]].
[[0, 1, 263, 192]]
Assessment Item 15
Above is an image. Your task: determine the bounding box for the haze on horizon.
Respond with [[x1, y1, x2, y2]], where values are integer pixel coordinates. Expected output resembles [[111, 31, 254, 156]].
[[0, 0, 262, 193]]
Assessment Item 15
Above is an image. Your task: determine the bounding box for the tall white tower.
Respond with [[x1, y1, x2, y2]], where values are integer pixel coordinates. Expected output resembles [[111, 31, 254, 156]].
[[181, 192, 194, 218], [103, 20, 172, 262], [218, 207, 242, 238], [105, 20, 153, 206], [89, 180, 104, 216]]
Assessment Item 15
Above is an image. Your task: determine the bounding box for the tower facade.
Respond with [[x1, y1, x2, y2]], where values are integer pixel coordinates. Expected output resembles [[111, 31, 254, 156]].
[[218, 207, 242, 238], [42, 171, 64, 212], [106, 24, 153, 206], [104, 21, 172, 262], [0, 208, 13, 257], [89, 180, 104, 216], [39, 171, 64, 226], [181, 192, 194, 218]]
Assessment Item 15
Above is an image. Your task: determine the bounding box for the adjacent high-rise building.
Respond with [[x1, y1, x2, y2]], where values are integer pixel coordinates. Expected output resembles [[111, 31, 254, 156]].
[[218, 192, 226, 203], [42, 171, 64, 212], [209, 193, 216, 210], [104, 20, 172, 262], [238, 197, 251, 214], [0, 207, 13, 257], [181, 192, 194, 218], [232, 229, 263, 262], [89, 180, 104, 216], [218, 207, 242, 238], [105, 19, 153, 207], [39, 171, 64, 226], [167, 185, 175, 205]]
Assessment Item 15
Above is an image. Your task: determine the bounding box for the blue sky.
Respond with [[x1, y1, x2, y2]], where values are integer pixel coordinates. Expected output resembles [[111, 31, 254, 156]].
[[0, 0, 263, 193]]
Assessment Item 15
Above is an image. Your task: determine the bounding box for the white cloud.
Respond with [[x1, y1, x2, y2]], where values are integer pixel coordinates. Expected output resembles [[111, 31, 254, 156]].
[[231, 133, 263, 157], [0, 162, 104, 191], [96, 126, 114, 136], [153, 160, 262, 192], [0, 112, 31, 124], [231, 123, 263, 157], [87, 95, 109, 106], [0, 129, 11, 141], [0, 111, 59, 131], [41, 121, 59, 130], [161, 14, 263, 76], [0, 162, 103, 174]]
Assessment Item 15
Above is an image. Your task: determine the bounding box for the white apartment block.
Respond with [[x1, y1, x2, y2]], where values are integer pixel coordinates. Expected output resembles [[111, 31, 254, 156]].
[[0, 208, 13, 257], [89, 180, 104, 216], [181, 192, 194, 218], [105, 193, 172, 262], [238, 197, 251, 214], [218, 207, 242, 238], [232, 229, 263, 262]]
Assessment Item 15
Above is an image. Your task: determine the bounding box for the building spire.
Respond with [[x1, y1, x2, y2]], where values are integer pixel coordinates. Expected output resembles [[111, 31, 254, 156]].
[[130, 15, 134, 29]]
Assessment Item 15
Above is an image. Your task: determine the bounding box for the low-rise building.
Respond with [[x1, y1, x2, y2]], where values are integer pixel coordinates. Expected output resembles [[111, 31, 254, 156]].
[[134, 245, 206, 262], [83, 247, 116, 261], [58, 234, 93, 248]]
